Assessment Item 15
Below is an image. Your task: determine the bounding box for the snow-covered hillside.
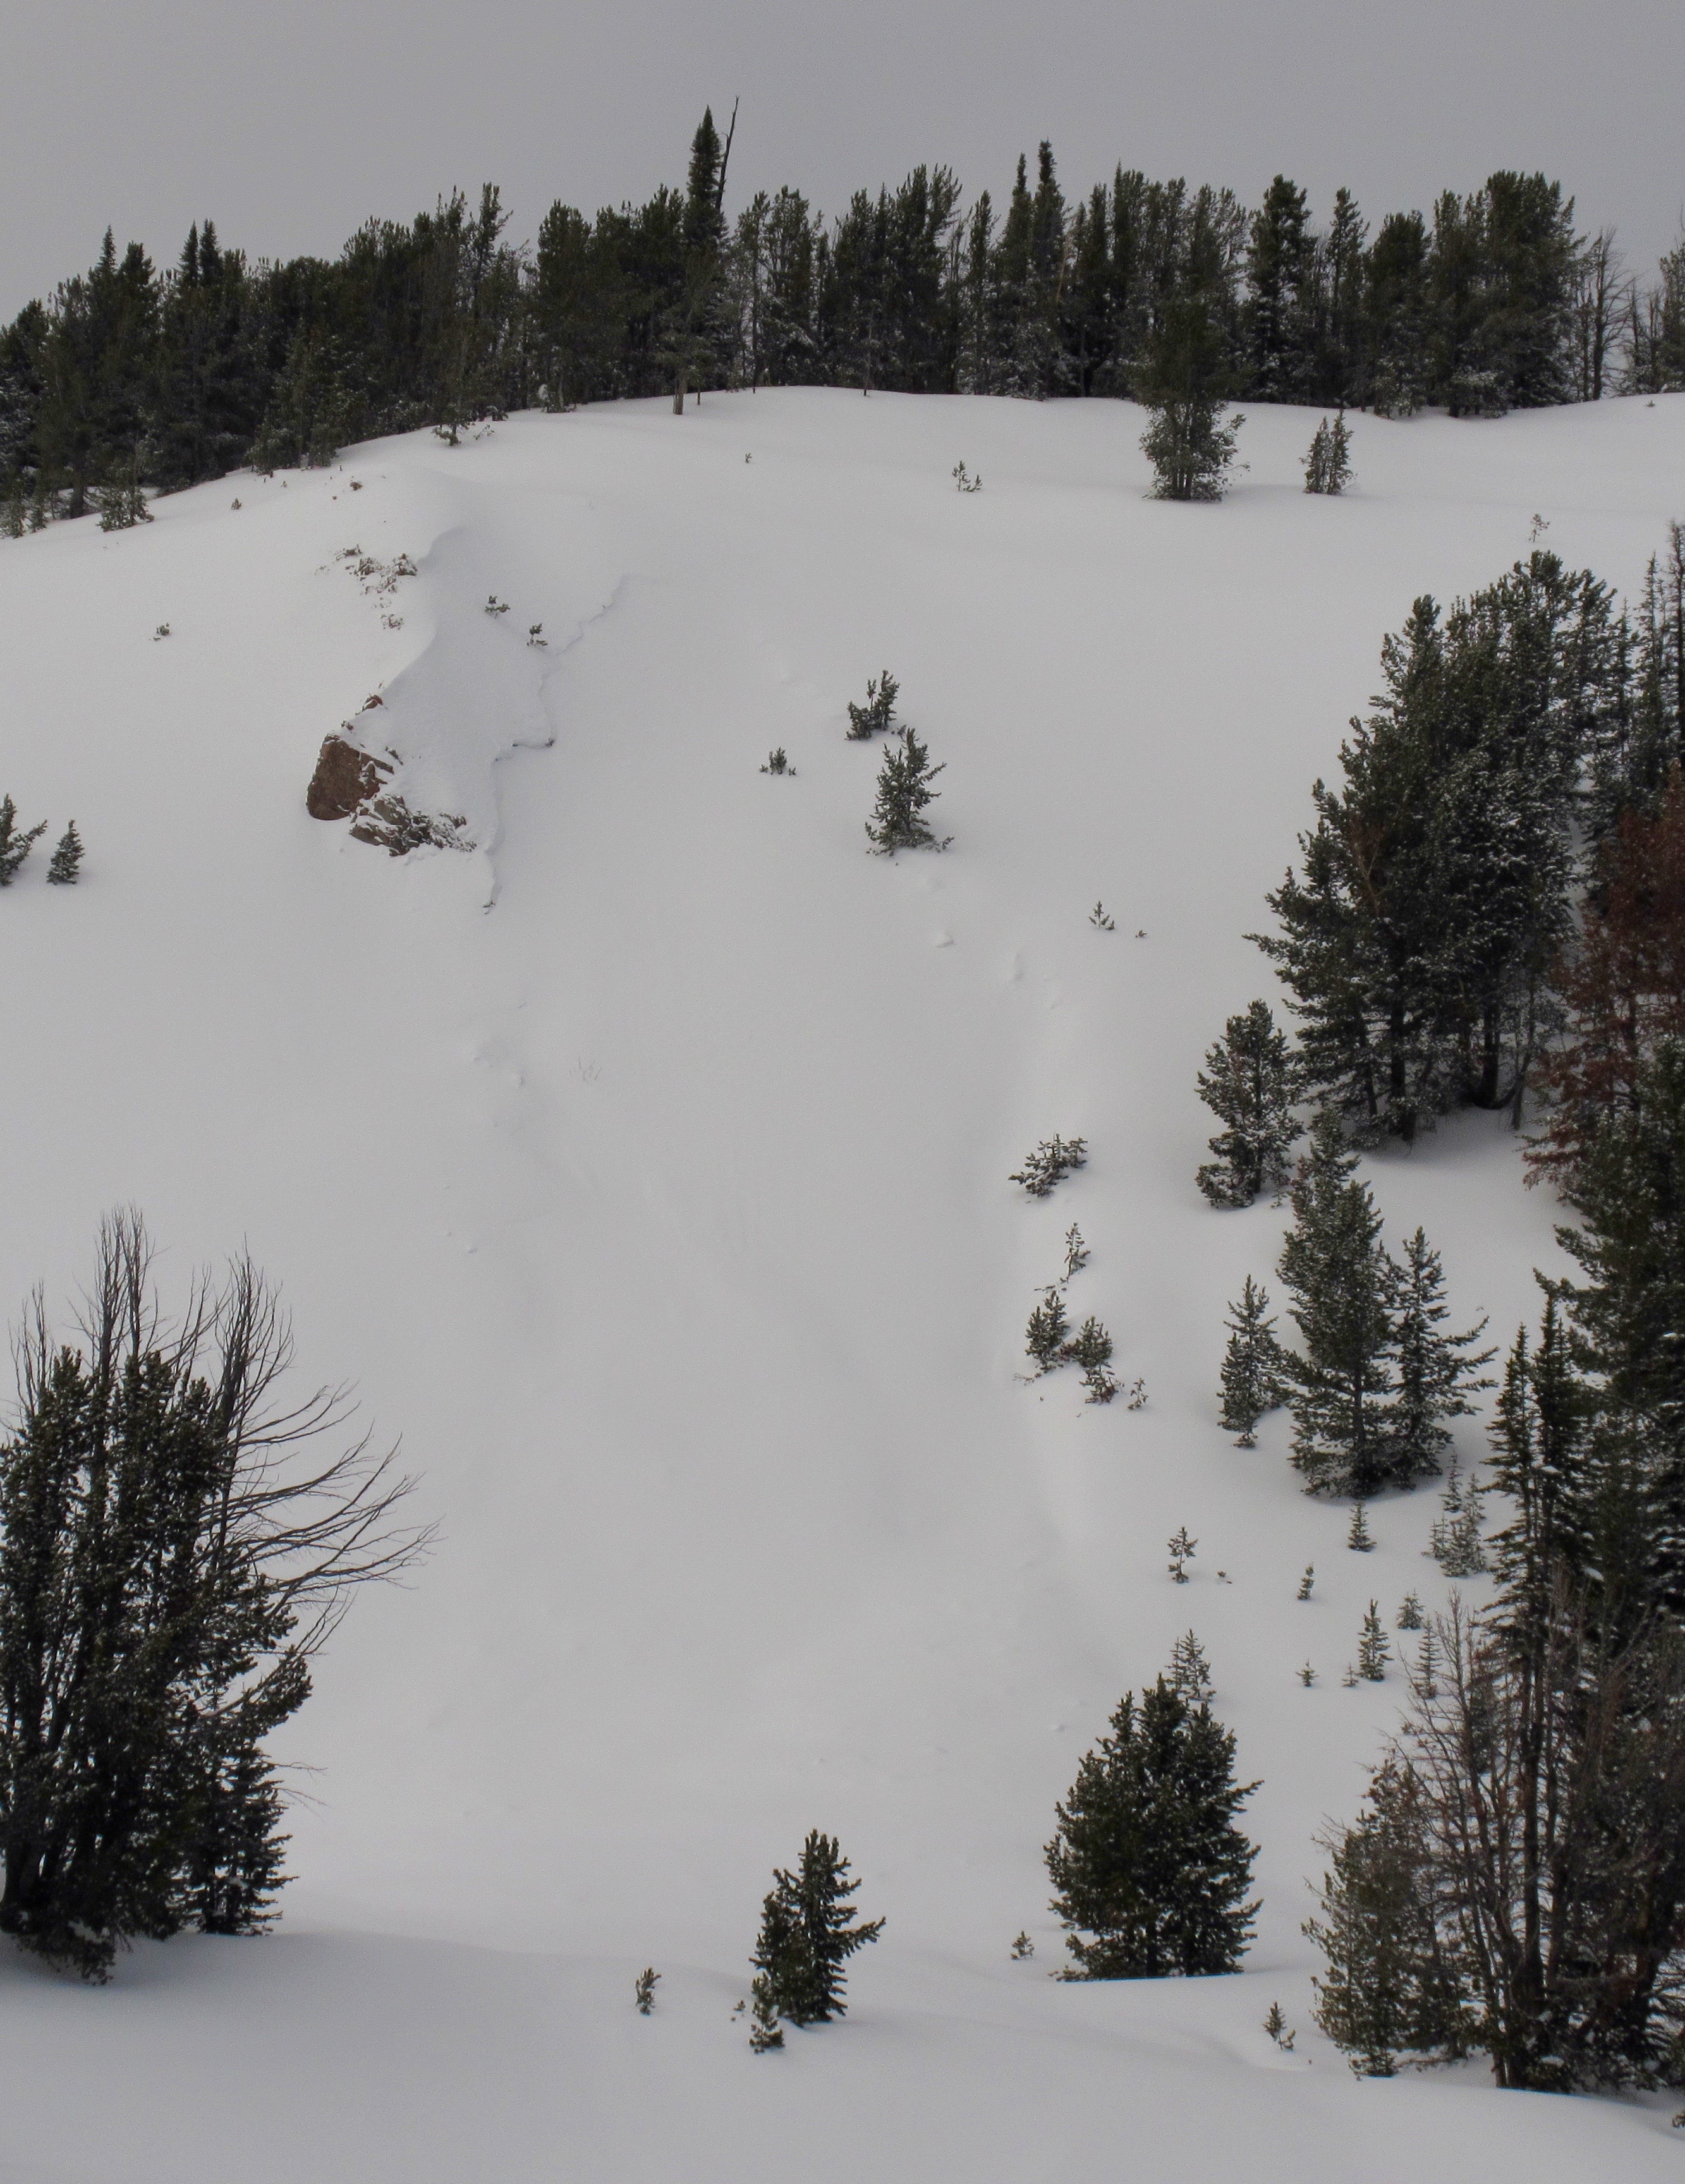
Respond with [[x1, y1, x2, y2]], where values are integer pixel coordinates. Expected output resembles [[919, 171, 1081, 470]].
[[3, 389, 1684, 2181]]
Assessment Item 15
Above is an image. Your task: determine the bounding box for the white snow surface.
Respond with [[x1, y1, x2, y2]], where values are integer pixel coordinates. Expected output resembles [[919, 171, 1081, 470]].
[[3, 389, 1685, 2180]]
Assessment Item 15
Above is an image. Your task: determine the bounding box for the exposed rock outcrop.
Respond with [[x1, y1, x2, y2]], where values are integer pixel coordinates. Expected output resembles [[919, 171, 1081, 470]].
[[306, 733, 391, 821]]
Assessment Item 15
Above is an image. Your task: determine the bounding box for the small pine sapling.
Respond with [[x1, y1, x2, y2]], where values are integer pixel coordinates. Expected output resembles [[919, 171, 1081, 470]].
[[1428, 1461, 1488, 1576], [1219, 1276, 1288, 1445], [748, 1973, 784, 2051], [1124, 1378, 1148, 1410], [154, 624, 171, 640], [0, 796, 47, 885], [484, 595, 510, 616], [1357, 1603, 1390, 1681], [1341, 1662, 1360, 1688], [1297, 1565, 1315, 1600], [1010, 1930, 1034, 1960], [1088, 901, 1116, 931], [1303, 412, 1354, 495], [1298, 1662, 1317, 1687], [1064, 1316, 1118, 1404], [1263, 2001, 1296, 2050], [1062, 1225, 1090, 1281], [951, 461, 982, 493], [1396, 1592, 1424, 1631], [1169, 1629, 1214, 1704], [527, 624, 547, 646], [634, 1967, 660, 2015], [846, 669, 899, 739], [94, 462, 153, 530], [46, 823, 83, 884], [1347, 1502, 1375, 1552], [1009, 1136, 1088, 1197], [865, 724, 950, 852], [1167, 1527, 1196, 1583], [1025, 1287, 1071, 1374], [760, 748, 793, 774], [1414, 1627, 1440, 1698]]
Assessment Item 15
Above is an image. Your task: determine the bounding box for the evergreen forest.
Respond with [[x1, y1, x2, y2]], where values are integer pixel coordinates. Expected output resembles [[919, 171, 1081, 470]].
[[4, 109, 1684, 526]]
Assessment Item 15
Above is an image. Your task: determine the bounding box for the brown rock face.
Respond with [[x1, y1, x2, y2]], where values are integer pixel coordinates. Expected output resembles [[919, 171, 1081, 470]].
[[306, 734, 391, 821]]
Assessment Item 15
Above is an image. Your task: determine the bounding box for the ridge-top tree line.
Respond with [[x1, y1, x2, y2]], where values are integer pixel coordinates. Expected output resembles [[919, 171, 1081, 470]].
[[3, 108, 1682, 527]]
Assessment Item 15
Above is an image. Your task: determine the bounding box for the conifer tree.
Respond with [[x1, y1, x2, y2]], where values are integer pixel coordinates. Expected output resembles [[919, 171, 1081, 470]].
[[1195, 1000, 1301, 1206], [1064, 1315, 1119, 1404], [1541, 1036, 1685, 1630], [1169, 1629, 1214, 1703], [1304, 1760, 1461, 2075], [0, 1215, 421, 1978], [1486, 1300, 1588, 1627], [1046, 1680, 1258, 1978], [865, 725, 949, 854], [46, 822, 82, 883], [1428, 1460, 1488, 1575], [846, 669, 899, 739], [93, 454, 152, 530], [1303, 412, 1353, 495], [1218, 1275, 1287, 1445], [1245, 177, 1315, 399], [1357, 1602, 1390, 1679], [751, 1831, 882, 2025], [748, 1973, 784, 2050], [1277, 1114, 1399, 1495], [1365, 211, 1432, 416], [1257, 557, 1615, 1139], [0, 795, 46, 884], [1025, 1286, 1069, 1373], [1389, 1228, 1493, 1483], [1528, 765, 1685, 1188], [1135, 294, 1242, 502], [1010, 1135, 1088, 1196]]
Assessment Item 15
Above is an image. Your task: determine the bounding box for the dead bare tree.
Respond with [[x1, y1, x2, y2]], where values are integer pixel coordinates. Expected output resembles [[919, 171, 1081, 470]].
[[1311, 1590, 1685, 2088]]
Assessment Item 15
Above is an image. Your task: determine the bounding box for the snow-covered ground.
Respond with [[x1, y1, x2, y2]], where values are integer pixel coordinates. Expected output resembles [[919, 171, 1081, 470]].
[[3, 388, 1684, 2181]]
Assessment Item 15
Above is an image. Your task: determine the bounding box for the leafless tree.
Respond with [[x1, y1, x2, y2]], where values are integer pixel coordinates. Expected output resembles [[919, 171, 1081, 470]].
[[1319, 1591, 1685, 2089], [1571, 229, 1626, 403]]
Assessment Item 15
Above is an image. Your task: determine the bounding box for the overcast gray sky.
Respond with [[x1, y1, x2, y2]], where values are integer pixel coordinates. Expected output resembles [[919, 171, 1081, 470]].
[[4, 0, 1681, 319]]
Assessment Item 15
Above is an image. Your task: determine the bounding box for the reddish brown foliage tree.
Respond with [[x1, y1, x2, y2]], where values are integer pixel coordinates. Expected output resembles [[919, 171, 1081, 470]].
[[1528, 765, 1685, 1184]]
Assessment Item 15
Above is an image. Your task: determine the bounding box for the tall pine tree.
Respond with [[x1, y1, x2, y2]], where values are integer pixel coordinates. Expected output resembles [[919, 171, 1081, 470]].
[[1277, 1113, 1399, 1496]]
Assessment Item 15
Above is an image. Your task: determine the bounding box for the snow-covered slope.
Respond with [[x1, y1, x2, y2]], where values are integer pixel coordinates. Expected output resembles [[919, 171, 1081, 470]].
[[3, 389, 1684, 2181]]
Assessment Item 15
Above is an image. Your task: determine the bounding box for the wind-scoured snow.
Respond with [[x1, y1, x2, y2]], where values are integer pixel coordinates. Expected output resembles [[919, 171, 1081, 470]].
[[2, 389, 1684, 2181]]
